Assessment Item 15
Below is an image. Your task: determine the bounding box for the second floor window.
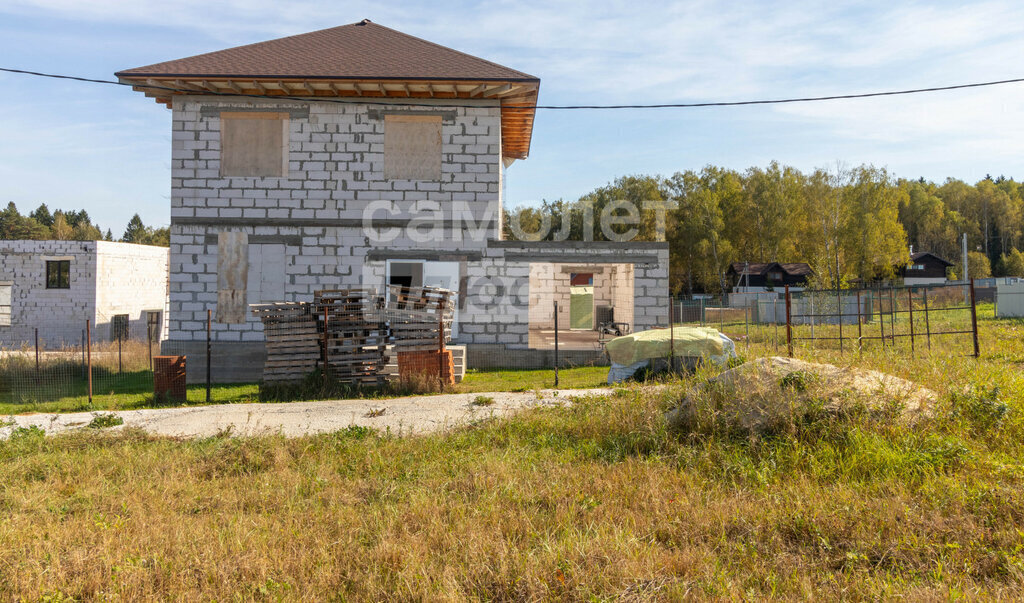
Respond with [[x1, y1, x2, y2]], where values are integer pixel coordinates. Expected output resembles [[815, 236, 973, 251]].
[[220, 112, 289, 177], [46, 260, 70, 289], [384, 114, 442, 180]]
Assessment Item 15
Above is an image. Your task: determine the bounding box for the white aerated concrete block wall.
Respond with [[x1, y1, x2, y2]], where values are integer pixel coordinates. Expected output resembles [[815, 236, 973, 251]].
[[168, 97, 502, 342], [94, 241, 170, 342], [0, 240, 169, 346]]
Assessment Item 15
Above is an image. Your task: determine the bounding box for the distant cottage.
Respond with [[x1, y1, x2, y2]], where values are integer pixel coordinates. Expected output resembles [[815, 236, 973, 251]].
[[728, 262, 813, 292], [900, 251, 952, 286]]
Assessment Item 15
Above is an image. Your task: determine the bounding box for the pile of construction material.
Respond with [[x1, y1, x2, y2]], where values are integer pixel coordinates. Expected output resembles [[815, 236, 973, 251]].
[[387, 285, 456, 384], [316, 288, 389, 386], [251, 302, 321, 384], [251, 286, 455, 386]]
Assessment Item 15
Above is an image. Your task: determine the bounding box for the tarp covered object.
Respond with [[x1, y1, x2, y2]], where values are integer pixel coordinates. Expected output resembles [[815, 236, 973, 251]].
[[604, 326, 725, 366]]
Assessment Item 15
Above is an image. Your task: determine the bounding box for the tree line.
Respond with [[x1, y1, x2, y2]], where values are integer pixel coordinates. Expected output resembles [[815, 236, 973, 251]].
[[0, 203, 169, 246], [504, 162, 1024, 295]]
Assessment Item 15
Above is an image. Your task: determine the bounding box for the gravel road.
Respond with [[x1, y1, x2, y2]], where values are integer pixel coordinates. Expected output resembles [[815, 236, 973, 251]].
[[1, 388, 615, 439]]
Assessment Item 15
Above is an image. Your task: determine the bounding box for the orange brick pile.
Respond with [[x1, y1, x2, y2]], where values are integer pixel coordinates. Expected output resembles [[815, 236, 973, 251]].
[[154, 355, 187, 401], [397, 350, 454, 385]]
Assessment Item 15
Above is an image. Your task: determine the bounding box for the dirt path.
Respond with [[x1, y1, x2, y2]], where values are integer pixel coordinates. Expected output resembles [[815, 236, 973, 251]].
[[0, 388, 615, 439]]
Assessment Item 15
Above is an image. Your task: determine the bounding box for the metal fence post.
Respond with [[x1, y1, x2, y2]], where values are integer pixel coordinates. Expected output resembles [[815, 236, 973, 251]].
[[668, 294, 675, 374], [785, 285, 793, 357], [856, 289, 863, 356], [907, 289, 916, 355], [878, 291, 886, 349], [836, 287, 844, 354], [118, 332, 123, 374], [86, 319, 92, 407], [438, 297, 445, 392], [34, 327, 40, 382], [553, 300, 559, 387], [923, 288, 932, 350], [206, 309, 212, 403], [969, 281, 980, 358], [322, 303, 329, 390], [773, 297, 779, 352], [888, 288, 896, 345], [809, 294, 815, 341], [744, 305, 750, 349]]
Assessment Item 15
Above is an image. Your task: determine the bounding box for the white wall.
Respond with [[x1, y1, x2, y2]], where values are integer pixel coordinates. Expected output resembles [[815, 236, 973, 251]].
[[94, 241, 170, 342], [996, 282, 1024, 318]]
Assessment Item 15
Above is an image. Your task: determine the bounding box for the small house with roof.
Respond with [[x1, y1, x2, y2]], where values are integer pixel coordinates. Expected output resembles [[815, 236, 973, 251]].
[[900, 251, 952, 286], [728, 262, 813, 292], [117, 20, 668, 380]]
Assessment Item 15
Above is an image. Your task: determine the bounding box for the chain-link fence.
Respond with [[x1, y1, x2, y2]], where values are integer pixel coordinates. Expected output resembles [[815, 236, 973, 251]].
[[671, 283, 985, 358], [1, 280, 1006, 409]]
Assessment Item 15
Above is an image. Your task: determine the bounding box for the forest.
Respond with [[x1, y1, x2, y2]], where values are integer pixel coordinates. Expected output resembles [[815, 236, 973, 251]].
[[504, 162, 1024, 295], [0, 203, 168, 247]]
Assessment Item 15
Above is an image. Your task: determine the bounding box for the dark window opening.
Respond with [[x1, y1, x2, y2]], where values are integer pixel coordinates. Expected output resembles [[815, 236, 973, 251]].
[[46, 260, 70, 289], [111, 314, 129, 340], [147, 311, 162, 341]]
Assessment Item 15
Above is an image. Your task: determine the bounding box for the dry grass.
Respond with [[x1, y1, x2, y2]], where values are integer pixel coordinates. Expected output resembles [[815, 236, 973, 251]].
[[0, 316, 1023, 599]]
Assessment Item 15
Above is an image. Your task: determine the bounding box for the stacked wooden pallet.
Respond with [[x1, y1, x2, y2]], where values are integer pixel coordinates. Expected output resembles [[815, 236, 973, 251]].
[[315, 289, 389, 386], [387, 285, 455, 352], [252, 302, 321, 383]]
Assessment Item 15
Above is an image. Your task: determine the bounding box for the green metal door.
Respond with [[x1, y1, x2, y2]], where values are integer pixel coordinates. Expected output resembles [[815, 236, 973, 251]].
[[569, 285, 594, 329]]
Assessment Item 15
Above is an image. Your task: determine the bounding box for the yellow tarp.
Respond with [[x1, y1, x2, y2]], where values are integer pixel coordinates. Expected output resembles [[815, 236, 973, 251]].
[[604, 326, 724, 366]]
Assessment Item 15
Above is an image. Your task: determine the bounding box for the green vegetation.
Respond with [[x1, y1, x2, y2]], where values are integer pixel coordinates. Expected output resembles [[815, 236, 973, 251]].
[[0, 383, 260, 416], [505, 169, 1024, 295], [460, 365, 608, 392], [0, 366, 607, 416], [86, 414, 124, 429], [0, 202, 168, 245], [0, 316, 1022, 598], [472, 395, 495, 406]]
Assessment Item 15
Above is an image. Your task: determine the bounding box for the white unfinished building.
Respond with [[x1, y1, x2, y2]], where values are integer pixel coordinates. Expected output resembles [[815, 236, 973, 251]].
[[0, 240, 169, 347], [117, 20, 668, 381]]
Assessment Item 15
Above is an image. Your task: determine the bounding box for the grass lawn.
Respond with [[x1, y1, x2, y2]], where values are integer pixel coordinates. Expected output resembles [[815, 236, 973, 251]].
[[1, 316, 1022, 598], [458, 364, 608, 392], [0, 366, 609, 416]]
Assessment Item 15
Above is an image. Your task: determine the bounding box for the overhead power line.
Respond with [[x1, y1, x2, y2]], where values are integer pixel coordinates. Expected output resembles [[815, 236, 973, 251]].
[[1, 66, 1023, 110]]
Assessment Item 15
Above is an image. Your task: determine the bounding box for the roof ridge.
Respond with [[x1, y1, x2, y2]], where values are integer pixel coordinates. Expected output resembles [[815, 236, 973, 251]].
[[355, 20, 538, 81]]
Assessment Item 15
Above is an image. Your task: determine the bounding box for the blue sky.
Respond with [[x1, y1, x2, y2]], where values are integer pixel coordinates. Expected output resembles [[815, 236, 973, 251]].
[[1, 0, 1023, 235]]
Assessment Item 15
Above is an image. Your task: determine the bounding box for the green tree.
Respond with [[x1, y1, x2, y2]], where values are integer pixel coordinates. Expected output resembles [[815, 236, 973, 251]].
[[51, 213, 73, 240], [122, 214, 150, 244], [29, 204, 53, 227], [996, 248, 1024, 276], [967, 251, 992, 279]]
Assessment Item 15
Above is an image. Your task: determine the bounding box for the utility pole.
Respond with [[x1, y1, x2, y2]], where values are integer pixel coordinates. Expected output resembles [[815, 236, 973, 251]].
[[962, 233, 969, 283], [962, 232, 970, 304]]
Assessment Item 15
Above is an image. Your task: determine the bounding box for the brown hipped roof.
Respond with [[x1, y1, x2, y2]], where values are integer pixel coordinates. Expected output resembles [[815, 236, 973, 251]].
[[117, 20, 538, 81], [116, 20, 540, 158]]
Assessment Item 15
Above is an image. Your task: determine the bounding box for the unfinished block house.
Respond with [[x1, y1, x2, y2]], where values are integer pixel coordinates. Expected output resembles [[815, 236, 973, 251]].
[[117, 20, 668, 381], [0, 240, 169, 347]]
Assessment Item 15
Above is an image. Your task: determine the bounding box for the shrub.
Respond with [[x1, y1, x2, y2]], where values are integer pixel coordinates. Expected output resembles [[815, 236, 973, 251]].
[[87, 414, 124, 429], [472, 395, 495, 406]]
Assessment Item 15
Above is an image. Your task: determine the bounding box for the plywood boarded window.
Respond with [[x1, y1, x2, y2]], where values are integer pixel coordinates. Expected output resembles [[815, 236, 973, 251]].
[[384, 114, 442, 180], [220, 112, 289, 177], [216, 231, 248, 324], [0, 282, 11, 326]]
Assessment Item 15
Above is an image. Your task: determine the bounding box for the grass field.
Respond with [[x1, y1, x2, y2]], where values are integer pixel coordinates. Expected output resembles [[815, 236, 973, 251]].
[[0, 365, 609, 416], [0, 313, 1022, 598]]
